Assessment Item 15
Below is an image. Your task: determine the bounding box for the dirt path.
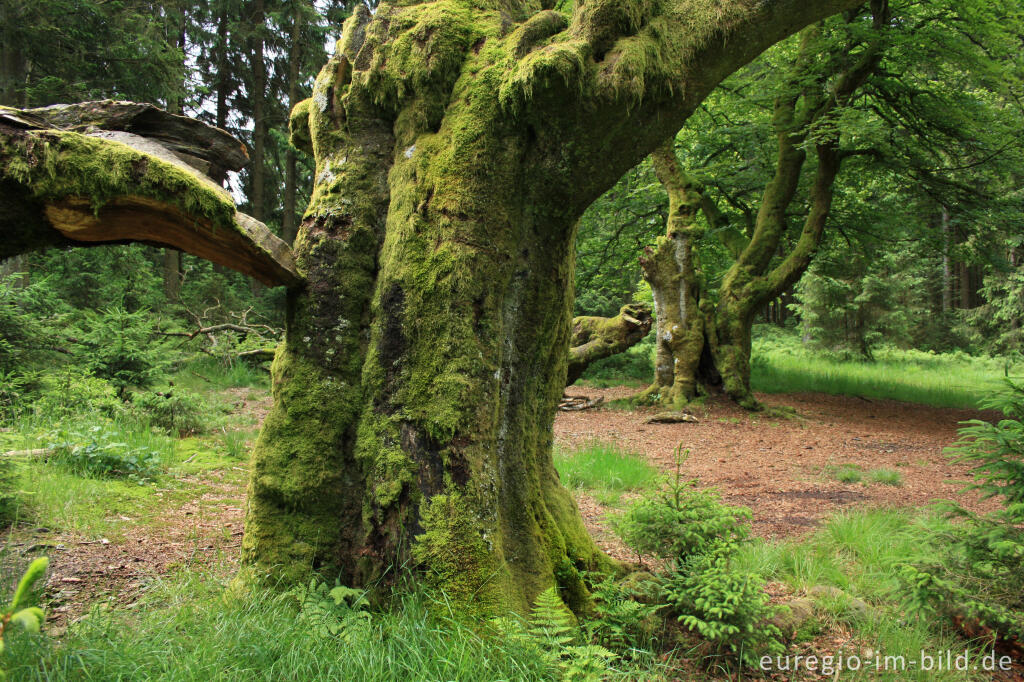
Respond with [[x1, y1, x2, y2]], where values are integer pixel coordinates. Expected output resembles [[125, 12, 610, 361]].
[[32, 477, 244, 632], [557, 387, 1002, 540]]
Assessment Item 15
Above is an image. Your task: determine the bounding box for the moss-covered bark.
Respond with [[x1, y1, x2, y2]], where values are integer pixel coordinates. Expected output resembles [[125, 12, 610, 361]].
[[566, 303, 652, 386], [637, 141, 712, 408], [640, 18, 887, 410], [0, 108, 299, 286], [239, 0, 868, 614]]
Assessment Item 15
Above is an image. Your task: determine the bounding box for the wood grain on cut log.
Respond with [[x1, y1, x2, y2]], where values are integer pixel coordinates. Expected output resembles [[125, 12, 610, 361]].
[[0, 101, 301, 287]]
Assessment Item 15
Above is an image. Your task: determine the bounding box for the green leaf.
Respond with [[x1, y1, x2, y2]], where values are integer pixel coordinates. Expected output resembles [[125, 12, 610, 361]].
[[10, 557, 48, 611]]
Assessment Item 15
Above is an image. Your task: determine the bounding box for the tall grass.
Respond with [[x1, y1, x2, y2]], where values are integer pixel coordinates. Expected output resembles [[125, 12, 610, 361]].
[[751, 332, 1020, 409], [174, 357, 269, 392], [2, 572, 651, 681], [733, 509, 979, 681], [554, 441, 659, 499]]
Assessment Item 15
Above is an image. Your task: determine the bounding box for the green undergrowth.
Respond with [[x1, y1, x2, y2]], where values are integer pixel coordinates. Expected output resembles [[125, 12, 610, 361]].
[[1, 571, 670, 681], [751, 330, 1019, 409], [173, 357, 270, 393], [0, 378, 256, 539], [572, 325, 1020, 410], [733, 508, 991, 681], [554, 441, 659, 505]]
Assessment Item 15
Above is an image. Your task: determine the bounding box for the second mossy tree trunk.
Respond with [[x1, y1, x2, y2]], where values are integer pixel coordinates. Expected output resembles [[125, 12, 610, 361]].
[[240, 0, 867, 614], [638, 13, 889, 411]]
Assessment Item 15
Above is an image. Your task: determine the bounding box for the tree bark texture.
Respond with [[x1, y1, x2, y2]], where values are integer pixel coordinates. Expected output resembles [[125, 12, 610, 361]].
[[245, 0, 866, 613]]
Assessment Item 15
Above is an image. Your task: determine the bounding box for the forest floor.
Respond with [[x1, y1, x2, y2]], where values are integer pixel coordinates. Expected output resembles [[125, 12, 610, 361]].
[[559, 384, 1002, 562], [9, 382, 1022, 680], [18, 383, 996, 628]]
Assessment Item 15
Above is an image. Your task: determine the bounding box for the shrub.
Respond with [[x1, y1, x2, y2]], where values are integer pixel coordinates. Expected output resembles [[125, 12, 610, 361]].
[[75, 306, 166, 398], [0, 370, 35, 424], [663, 552, 783, 667], [47, 425, 164, 481], [614, 445, 780, 668], [583, 574, 661, 654], [0, 277, 63, 375], [0, 457, 21, 527], [0, 557, 48, 662], [613, 449, 750, 562], [132, 390, 208, 436], [30, 369, 127, 421], [903, 381, 1024, 644]]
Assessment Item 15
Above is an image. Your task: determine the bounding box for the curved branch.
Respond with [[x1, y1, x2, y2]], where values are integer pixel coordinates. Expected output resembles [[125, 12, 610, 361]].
[[0, 103, 302, 287], [567, 302, 654, 385]]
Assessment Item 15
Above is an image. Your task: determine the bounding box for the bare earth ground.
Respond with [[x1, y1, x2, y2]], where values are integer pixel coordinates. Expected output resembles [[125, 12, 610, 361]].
[[559, 386, 1004, 559], [15, 385, 1022, 679]]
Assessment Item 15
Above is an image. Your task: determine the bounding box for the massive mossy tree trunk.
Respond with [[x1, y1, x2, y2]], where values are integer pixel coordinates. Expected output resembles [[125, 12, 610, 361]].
[[244, 0, 865, 613], [1, 0, 865, 613], [639, 13, 887, 411]]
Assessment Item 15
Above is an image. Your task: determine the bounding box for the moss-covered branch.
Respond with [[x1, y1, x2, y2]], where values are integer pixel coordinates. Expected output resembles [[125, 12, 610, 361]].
[[566, 302, 653, 385], [0, 103, 300, 287]]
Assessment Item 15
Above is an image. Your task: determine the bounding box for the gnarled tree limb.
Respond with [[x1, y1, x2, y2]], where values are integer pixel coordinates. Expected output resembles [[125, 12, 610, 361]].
[[0, 101, 301, 287], [567, 302, 653, 386]]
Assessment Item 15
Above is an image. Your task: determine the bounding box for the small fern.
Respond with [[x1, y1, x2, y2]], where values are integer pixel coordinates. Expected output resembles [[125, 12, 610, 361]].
[[562, 644, 617, 681], [528, 587, 575, 649], [528, 587, 619, 681], [289, 579, 372, 643]]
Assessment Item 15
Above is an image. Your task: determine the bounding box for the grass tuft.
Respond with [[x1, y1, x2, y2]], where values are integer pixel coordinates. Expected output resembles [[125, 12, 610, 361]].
[[866, 468, 902, 486], [554, 441, 659, 502]]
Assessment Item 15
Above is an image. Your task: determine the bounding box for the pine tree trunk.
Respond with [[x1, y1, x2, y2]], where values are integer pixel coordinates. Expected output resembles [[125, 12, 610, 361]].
[[941, 206, 953, 313], [282, 4, 304, 246], [249, 0, 266, 297], [162, 15, 187, 302], [215, 2, 230, 132]]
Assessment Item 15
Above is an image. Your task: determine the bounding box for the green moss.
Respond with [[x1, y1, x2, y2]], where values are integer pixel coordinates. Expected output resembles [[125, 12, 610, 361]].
[[359, 2, 487, 145], [2, 129, 237, 233], [498, 41, 588, 114], [288, 99, 313, 156], [413, 492, 509, 614], [242, 349, 366, 583]]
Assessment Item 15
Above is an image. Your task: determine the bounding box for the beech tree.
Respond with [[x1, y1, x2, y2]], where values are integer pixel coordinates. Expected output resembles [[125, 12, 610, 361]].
[[639, 5, 888, 409], [2, 0, 864, 613]]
